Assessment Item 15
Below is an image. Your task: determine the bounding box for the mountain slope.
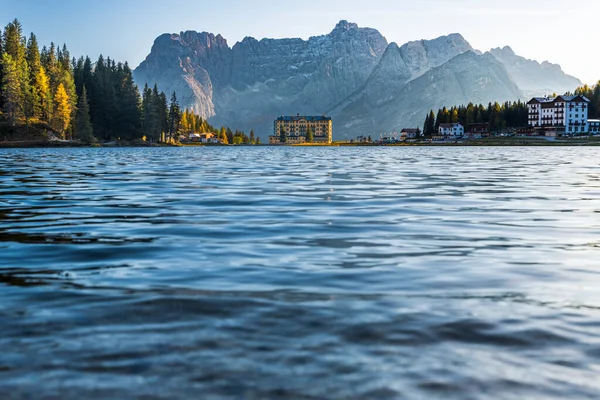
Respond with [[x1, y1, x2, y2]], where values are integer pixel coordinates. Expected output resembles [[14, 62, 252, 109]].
[[331, 51, 524, 135], [489, 46, 582, 96]]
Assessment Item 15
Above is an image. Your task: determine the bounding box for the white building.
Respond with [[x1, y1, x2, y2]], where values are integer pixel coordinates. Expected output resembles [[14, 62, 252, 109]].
[[438, 123, 464, 137], [527, 95, 590, 135], [400, 128, 421, 140], [588, 119, 600, 135]]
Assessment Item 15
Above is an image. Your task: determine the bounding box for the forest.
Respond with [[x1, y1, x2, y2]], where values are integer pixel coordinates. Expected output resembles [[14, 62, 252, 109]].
[[0, 19, 257, 145]]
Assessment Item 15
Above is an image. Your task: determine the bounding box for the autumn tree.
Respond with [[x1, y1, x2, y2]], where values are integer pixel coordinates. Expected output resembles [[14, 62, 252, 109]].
[[54, 83, 70, 136]]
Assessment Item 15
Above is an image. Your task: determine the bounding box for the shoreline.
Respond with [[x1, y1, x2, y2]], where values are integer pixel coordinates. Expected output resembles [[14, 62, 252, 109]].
[[2, 138, 600, 148]]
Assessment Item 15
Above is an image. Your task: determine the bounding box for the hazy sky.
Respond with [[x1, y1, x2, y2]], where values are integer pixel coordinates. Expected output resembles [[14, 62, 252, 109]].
[[3, 0, 599, 84]]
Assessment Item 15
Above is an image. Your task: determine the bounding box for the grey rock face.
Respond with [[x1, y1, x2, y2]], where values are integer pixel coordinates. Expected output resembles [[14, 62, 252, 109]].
[[134, 20, 388, 131], [489, 46, 581, 96], [331, 51, 524, 135]]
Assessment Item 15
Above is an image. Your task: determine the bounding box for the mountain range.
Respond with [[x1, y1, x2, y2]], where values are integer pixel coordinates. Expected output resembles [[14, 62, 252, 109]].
[[133, 21, 582, 139]]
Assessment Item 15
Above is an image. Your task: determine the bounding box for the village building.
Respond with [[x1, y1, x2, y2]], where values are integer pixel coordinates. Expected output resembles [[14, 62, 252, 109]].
[[527, 95, 590, 135], [588, 119, 600, 135], [466, 123, 490, 138], [181, 132, 220, 144], [269, 114, 333, 144], [400, 128, 421, 140], [438, 123, 464, 137]]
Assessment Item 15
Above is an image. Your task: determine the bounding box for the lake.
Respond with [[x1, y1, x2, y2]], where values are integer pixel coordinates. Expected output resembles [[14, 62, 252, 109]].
[[1, 146, 599, 399]]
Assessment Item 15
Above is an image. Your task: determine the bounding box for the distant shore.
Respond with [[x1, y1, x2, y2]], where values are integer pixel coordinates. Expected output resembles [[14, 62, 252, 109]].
[[2, 136, 600, 148]]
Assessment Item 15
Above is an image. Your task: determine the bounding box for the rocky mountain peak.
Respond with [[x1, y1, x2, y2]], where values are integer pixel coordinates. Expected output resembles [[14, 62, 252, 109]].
[[332, 20, 359, 33], [491, 45, 516, 56], [488, 46, 581, 95]]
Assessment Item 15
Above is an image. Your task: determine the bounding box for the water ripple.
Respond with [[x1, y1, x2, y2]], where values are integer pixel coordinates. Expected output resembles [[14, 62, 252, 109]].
[[1, 146, 600, 399]]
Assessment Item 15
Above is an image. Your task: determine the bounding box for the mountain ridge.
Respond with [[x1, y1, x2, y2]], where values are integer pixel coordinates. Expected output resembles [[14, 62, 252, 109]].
[[133, 21, 581, 139]]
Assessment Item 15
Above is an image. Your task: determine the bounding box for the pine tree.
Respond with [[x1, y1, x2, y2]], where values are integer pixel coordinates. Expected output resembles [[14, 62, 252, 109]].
[[226, 127, 233, 144], [75, 86, 96, 144], [2, 19, 31, 128], [1, 53, 23, 125], [54, 83, 70, 136], [115, 62, 142, 140], [158, 91, 168, 141], [306, 126, 314, 143], [424, 110, 435, 137], [167, 92, 181, 142], [26, 33, 43, 118], [142, 83, 156, 141], [279, 125, 286, 143], [249, 129, 255, 144]]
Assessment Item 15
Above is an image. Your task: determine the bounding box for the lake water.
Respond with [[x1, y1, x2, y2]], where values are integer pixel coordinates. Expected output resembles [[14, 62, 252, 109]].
[[1, 146, 599, 399]]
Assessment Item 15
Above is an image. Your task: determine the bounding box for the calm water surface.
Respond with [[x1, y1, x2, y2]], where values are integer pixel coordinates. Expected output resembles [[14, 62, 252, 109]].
[[1, 147, 599, 399]]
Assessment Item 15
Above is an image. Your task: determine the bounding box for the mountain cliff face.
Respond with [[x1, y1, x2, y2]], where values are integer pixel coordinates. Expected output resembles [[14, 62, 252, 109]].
[[330, 51, 523, 134], [135, 21, 388, 129], [489, 46, 581, 97], [134, 22, 579, 139]]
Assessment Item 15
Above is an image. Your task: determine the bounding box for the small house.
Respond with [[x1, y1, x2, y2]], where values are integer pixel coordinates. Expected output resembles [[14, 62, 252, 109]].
[[439, 123, 464, 137]]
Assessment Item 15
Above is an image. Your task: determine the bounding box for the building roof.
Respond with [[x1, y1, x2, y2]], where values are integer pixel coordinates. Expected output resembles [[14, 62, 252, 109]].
[[528, 95, 591, 105], [401, 128, 421, 133], [439, 123, 462, 128], [276, 115, 332, 122]]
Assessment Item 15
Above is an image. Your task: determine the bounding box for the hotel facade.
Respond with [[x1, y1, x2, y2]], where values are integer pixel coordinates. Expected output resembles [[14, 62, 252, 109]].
[[270, 115, 333, 144], [527, 95, 590, 135]]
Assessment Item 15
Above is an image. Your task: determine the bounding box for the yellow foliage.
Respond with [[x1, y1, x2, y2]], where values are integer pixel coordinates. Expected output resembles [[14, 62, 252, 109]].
[[54, 83, 70, 134]]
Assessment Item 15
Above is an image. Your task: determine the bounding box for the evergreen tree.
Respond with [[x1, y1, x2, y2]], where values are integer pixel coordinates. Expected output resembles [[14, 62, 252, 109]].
[[226, 127, 233, 144], [0, 29, 4, 109], [1, 53, 23, 125], [249, 129, 255, 144], [115, 62, 142, 140], [75, 86, 96, 144], [306, 126, 314, 143], [279, 125, 286, 143], [2, 20, 31, 128], [167, 91, 181, 142], [141, 83, 157, 141], [256, 137, 261, 145], [158, 91, 168, 141], [424, 110, 435, 137]]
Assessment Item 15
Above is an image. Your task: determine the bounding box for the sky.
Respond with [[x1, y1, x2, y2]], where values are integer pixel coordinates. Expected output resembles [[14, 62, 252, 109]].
[[2, 0, 599, 84]]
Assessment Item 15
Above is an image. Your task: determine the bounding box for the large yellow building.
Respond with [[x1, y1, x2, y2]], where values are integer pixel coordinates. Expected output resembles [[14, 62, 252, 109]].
[[269, 115, 333, 144]]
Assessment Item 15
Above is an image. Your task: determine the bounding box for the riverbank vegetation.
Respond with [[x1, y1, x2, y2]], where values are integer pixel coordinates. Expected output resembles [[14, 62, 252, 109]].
[[0, 19, 255, 146]]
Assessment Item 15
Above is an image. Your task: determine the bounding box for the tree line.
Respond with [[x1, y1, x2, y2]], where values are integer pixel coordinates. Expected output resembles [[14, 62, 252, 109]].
[[422, 101, 528, 136], [572, 82, 600, 119], [0, 19, 255, 144]]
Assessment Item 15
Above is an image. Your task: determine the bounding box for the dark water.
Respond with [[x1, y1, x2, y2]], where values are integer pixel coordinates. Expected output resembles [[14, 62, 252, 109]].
[[1, 147, 600, 399]]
